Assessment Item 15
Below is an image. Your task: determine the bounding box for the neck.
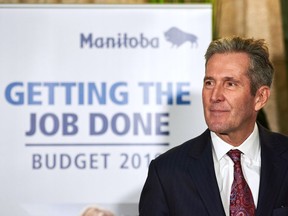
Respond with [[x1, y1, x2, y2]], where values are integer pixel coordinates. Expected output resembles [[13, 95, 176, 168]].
[[215, 124, 255, 147]]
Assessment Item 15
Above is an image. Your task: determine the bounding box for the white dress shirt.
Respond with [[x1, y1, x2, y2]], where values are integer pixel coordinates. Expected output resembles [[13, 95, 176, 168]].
[[211, 124, 261, 216]]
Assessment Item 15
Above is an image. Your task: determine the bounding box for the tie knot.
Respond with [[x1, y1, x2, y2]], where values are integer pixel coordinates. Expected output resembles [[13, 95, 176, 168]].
[[227, 149, 242, 164]]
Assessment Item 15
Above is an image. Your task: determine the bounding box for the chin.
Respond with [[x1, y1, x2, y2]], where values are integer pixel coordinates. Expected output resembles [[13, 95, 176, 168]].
[[207, 123, 228, 134]]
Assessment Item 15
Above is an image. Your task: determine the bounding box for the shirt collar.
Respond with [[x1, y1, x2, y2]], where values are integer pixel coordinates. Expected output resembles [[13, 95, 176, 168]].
[[211, 123, 260, 162]]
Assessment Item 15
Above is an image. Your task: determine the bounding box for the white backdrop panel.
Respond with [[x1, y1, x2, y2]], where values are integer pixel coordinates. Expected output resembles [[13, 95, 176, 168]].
[[0, 5, 211, 216]]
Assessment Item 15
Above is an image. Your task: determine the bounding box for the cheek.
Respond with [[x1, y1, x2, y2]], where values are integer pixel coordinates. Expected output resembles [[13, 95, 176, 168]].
[[230, 95, 255, 114], [202, 96, 210, 110], [202, 90, 209, 103]]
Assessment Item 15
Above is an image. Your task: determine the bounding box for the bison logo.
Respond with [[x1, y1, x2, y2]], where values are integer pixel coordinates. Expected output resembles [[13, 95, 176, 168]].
[[164, 27, 198, 48]]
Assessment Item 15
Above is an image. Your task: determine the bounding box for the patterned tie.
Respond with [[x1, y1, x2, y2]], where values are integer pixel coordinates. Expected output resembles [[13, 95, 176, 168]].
[[227, 149, 255, 216]]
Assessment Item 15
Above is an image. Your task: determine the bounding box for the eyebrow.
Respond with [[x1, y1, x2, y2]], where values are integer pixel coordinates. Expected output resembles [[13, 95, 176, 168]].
[[203, 76, 213, 81], [203, 76, 239, 82]]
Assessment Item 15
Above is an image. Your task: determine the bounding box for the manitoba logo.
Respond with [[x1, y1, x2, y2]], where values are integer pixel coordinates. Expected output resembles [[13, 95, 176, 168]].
[[80, 27, 197, 49], [80, 33, 159, 49], [164, 27, 198, 48]]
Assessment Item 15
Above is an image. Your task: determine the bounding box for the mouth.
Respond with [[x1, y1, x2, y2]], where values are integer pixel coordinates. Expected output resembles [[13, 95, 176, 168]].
[[210, 109, 229, 112], [209, 109, 230, 115]]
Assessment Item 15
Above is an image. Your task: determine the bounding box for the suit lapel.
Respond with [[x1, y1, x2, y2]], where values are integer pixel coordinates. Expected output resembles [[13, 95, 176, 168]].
[[187, 129, 226, 216], [256, 126, 288, 216]]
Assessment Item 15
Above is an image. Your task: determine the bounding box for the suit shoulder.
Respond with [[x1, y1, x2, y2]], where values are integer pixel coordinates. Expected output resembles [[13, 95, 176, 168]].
[[259, 125, 288, 142], [259, 124, 288, 152]]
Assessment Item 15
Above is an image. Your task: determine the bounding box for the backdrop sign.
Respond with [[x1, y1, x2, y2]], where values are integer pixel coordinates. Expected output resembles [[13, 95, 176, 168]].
[[0, 5, 211, 216]]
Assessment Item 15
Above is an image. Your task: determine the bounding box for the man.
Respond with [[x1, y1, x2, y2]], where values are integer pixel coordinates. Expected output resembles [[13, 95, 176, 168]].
[[138, 36, 288, 216]]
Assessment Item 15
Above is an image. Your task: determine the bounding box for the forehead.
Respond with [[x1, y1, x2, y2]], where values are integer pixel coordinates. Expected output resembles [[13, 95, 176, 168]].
[[205, 52, 250, 78]]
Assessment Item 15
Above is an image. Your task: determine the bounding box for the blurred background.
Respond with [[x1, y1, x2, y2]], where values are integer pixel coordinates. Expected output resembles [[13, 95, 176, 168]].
[[1, 0, 287, 135]]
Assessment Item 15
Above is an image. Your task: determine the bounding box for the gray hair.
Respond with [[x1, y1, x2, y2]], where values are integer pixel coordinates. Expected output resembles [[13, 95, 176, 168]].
[[204, 36, 274, 95]]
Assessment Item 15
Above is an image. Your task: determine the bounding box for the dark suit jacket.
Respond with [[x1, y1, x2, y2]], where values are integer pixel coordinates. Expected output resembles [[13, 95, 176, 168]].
[[139, 124, 288, 216]]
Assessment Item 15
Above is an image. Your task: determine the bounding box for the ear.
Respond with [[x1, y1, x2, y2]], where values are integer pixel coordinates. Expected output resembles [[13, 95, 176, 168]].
[[254, 86, 271, 111]]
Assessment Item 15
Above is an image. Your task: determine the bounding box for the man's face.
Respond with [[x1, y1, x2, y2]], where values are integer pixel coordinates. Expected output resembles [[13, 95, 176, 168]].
[[202, 52, 258, 139]]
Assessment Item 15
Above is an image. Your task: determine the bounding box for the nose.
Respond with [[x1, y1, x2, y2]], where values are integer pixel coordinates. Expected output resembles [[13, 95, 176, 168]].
[[210, 85, 225, 103]]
